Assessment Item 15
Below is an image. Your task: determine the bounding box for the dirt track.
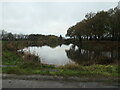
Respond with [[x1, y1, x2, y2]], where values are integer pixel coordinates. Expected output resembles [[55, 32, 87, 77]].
[[2, 74, 119, 88]]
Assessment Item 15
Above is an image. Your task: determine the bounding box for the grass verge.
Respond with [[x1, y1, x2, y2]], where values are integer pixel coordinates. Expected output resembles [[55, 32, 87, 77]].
[[2, 41, 120, 78], [2, 62, 120, 78]]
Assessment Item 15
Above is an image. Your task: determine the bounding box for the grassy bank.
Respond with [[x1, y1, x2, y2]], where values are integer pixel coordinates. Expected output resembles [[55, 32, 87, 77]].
[[2, 50, 22, 65], [2, 62, 119, 78], [2, 41, 120, 78], [77, 40, 119, 51]]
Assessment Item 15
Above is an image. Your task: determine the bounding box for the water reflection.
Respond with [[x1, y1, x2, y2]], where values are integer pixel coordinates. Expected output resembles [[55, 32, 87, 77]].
[[22, 44, 75, 66], [21, 44, 119, 66], [65, 45, 119, 65]]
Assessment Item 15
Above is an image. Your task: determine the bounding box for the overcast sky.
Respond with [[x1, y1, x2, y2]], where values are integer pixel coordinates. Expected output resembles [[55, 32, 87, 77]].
[[1, 2, 118, 36]]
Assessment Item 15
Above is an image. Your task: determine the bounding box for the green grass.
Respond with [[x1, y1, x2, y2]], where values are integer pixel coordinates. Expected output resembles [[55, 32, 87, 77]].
[[2, 50, 22, 65], [2, 41, 120, 78], [2, 62, 120, 77]]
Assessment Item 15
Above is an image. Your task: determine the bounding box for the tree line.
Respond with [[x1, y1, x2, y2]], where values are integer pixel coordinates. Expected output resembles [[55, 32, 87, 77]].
[[1, 7, 119, 43], [1, 30, 63, 41], [66, 7, 120, 42]]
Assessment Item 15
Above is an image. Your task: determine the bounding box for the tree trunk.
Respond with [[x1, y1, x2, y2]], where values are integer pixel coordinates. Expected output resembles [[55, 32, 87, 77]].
[[78, 35, 82, 47], [94, 34, 98, 40], [89, 35, 92, 40], [87, 35, 89, 40], [98, 35, 101, 40]]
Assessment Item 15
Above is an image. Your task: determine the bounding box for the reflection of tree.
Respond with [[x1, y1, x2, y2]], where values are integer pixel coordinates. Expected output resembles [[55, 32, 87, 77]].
[[66, 45, 93, 65], [47, 43, 63, 48], [48, 44, 58, 48], [65, 45, 117, 65]]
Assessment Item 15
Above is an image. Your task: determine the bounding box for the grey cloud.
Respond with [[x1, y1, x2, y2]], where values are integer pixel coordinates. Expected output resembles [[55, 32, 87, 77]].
[[1, 2, 117, 36]]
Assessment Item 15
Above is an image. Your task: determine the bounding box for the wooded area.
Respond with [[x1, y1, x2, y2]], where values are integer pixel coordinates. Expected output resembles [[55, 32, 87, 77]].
[[66, 7, 120, 42]]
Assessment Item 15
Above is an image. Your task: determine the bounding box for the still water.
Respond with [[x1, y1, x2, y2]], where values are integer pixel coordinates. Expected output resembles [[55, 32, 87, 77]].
[[21, 44, 118, 66], [21, 44, 74, 66]]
